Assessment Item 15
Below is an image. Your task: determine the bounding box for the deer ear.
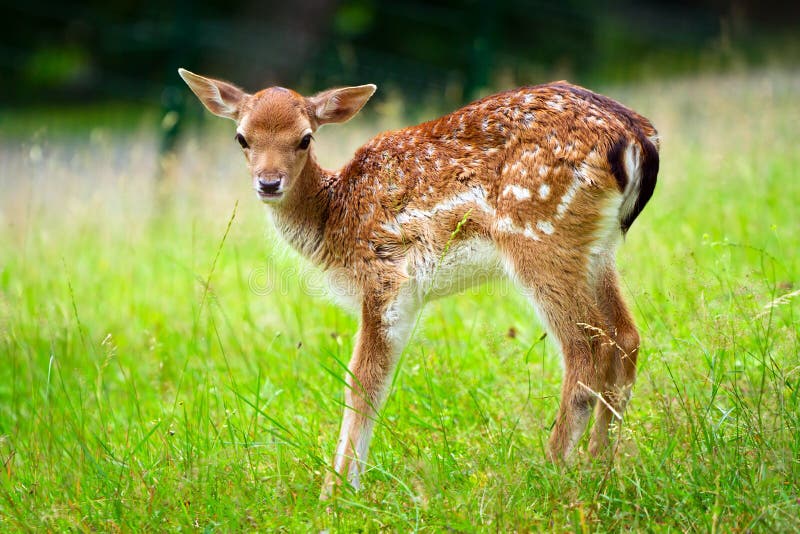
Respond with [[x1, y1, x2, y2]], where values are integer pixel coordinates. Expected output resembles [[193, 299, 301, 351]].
[[307, 84, 376, 127], [178, 68, 247, 121]]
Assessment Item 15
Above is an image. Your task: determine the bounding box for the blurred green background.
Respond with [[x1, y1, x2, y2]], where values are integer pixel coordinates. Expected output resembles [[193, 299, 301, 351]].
[[3, 0, 798, 158], [2, 0, 799, 108]]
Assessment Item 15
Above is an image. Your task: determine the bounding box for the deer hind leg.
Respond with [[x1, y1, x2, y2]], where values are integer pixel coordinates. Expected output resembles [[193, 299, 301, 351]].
[[502, 244, 615, 461], [588, 261, 640, 457], [321, 284, 417, 499]]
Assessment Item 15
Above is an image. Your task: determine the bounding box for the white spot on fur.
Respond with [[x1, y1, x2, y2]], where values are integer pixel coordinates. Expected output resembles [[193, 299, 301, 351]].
[[497, 216, 515, 232], [555, 176, 582, 219], [502, 184, 532, 201], [523, 112, 534, 126], [546, 98, 564, 111], [537, 220, 555, 235], [522, 225, 540, 240], [538, 183, 550, 199], [495, 217, 540, 241]]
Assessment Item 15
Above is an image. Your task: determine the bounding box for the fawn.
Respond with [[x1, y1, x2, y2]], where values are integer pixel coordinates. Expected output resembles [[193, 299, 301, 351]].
[[178, 68, 659, 497]]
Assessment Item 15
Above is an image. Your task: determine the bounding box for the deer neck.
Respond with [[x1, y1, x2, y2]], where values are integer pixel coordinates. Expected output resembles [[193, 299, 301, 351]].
[[270, 151, 335, 263]]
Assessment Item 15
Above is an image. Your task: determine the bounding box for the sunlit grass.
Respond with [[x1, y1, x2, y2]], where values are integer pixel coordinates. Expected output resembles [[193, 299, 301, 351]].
[[1, 69, 798, 531]]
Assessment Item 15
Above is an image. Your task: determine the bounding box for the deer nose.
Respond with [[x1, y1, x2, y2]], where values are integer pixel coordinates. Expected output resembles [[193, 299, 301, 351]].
[[257, 177, 282, 195]]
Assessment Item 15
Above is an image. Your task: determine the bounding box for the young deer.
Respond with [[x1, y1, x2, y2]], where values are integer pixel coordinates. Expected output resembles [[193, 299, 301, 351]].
[[179, 68, 659, 496]]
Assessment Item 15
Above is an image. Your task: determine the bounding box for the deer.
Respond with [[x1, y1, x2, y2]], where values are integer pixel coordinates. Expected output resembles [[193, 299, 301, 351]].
[[178, 68, 660, 498]]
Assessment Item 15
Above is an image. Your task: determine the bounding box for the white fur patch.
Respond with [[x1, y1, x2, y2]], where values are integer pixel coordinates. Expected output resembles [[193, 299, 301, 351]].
[[555, 176, 583, 220], [523, 112, 535, 126], [496, 215, 515, 232], [587, 193, 624, 283], [395, 186, 495, 225], [381, 285, 420, 351], [546, 97, 564, 111], [502, 184, 532, 201], [537, 220, 555, 235], [411, 237, 503, 300], [522, 225, 540, 240], [495, 217, 541, 241], [619, 142, 642, 226], [538, 183, 551, 199], [333, 403, 376, 490]]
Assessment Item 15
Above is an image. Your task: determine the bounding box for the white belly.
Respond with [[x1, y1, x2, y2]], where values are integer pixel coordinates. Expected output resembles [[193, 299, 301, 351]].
[[409, 237, 504, 301]]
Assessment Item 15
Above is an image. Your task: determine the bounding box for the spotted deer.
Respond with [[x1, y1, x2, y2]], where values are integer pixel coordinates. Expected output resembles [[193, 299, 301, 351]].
[[178, 68, 660, 497]]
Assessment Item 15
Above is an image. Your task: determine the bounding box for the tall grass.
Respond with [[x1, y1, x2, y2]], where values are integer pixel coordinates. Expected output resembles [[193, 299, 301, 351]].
[[1, 69, 798, 531]]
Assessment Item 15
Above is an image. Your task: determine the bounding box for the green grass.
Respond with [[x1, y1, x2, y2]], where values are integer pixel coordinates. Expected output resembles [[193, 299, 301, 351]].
[[1, 69, 799, 531]]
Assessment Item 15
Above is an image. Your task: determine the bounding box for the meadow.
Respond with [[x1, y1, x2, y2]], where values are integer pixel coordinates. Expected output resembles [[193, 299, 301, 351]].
[[1, 69, 798, 531]]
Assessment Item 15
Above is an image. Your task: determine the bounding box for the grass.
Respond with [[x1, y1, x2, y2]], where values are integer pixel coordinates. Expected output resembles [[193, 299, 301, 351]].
[[1, 68, 799, 531]]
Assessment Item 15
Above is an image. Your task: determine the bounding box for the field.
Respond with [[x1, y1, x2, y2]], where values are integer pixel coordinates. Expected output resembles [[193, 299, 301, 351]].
[[1, 69, 799, 531]]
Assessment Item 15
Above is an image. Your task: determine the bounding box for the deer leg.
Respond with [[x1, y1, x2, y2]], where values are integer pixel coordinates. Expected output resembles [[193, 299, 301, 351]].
[[544, 303, 614, 461], [588, 264, 639, 456], [321, 285, 417, 499], [503, 247, 614, 461]]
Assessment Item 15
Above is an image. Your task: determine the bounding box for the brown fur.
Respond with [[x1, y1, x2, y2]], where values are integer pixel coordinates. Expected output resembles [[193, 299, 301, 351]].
[[178, 69, 660, 497]]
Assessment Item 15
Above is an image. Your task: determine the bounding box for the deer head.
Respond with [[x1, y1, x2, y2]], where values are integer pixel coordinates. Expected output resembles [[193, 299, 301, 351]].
[[178, 68, 375, 203]]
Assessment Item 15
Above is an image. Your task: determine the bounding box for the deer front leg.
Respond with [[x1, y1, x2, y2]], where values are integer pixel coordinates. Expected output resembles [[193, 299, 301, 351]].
[[321, 286, 416, 499]]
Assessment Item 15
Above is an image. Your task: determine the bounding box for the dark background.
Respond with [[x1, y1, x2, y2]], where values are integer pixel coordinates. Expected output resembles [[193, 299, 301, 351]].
[[2, 0, 798, 110]]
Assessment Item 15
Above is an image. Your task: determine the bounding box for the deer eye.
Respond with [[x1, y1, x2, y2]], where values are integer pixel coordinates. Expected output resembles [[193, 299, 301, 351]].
[[298, 133, 312, 150], [235, 133, 249, 149]]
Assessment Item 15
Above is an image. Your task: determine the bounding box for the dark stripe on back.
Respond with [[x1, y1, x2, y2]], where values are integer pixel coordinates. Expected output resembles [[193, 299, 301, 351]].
[[607, 138, 628, 193]]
